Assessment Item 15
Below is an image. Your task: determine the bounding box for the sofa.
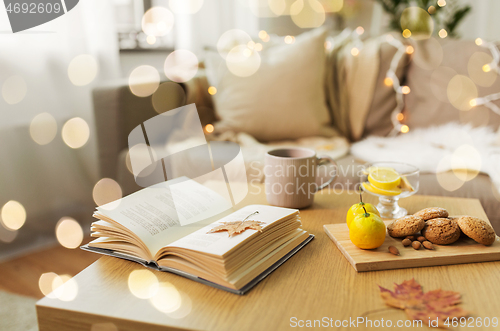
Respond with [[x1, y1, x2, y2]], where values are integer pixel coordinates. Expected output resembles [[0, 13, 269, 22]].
[[92, 33, 500, 232]]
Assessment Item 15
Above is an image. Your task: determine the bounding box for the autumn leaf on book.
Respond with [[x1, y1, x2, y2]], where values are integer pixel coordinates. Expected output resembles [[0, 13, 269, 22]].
[[379, 279, 468, 328], [207, 220, 265, 237]]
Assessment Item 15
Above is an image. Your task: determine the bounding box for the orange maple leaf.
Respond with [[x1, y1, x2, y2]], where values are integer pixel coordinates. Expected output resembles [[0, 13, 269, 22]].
[[379, 279, 468, 328], [207, 220, 265, 237]]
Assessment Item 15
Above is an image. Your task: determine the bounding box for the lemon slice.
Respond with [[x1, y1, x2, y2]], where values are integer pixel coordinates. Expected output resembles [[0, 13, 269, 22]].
[[368, 167, 401, 190], [399, 175, 415, 192], [362, 182, 402, 196]]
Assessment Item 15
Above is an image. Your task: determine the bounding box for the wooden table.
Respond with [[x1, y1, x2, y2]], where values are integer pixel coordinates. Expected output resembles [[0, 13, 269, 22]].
[[37, 187, 500, 331]]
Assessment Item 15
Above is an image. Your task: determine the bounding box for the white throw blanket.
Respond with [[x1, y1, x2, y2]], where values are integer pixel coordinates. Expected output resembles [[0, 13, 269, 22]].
[[351, 123, 500, 190]]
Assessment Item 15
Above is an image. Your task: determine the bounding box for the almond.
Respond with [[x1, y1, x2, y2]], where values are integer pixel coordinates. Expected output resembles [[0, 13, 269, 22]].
[[388, 246, 400, 256], [423, 241, 434, 250], [417, 236, 426, 243], [412, 241, 421, 250], [402, 238, 412, 247], [406, 235, 416, 241]]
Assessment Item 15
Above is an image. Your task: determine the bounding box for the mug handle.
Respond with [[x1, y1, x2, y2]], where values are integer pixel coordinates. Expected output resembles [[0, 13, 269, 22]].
[[316, 155, 338, 192]]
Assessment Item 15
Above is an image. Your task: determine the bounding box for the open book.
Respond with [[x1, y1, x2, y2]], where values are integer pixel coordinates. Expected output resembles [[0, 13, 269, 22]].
[[82, 179, 313, 294]]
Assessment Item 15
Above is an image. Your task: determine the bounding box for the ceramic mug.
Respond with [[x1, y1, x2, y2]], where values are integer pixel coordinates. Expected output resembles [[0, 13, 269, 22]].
[[264, 147, 338, 208]]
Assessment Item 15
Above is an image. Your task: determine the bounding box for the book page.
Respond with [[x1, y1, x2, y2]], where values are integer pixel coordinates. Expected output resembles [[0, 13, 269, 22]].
[[165, 205, 298, 257], [96, 177, 233, 256]]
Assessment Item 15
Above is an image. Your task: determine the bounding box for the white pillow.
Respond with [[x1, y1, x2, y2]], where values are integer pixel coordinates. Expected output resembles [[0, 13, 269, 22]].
[[206, 28, 336, 142]]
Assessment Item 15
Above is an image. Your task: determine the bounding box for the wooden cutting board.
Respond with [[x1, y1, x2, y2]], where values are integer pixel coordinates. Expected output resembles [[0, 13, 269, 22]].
[[324, 220, 500, 272]]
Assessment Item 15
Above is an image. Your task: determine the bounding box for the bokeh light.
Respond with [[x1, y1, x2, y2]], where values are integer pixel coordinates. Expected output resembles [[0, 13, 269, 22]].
[[146, 35, 156, 45], [350, 47, 359, 56], [30, 113, 57, 145], [129, 65, 160, 97], [39, 272, 60, 298], [128, 143, 158, 178], [167, 291, 192, 319], [61, 117, 90, 149], [438, 29, 448, 38], [400, 7, 433, 40], [226, 45, 261, 77], [208, 86, 217, 95], [384, 77, 393, 86], [324, 40, 332, 50], [284, 35, 295, 44], [39, 272, 78, 301], [290, 0, 326, 28], [321, 0, 343, 12], [401, 86, 410, 94], [268, 0, 286, 15], [92, 178, 123, 208], [55, 217, 83, 249], [52, 274, 78, 301], [205, 124, 214, 133], [218, 29, 253, 59], [451, 145, 481, 181], [402, 29, 411, 38], [355, 26, 364, 35], [400, 125, 409, 133], [68, 55, 99, 86], [436, 155, 465, 191], [468, 52, 496, 87], [128, 269, 159, 299], [149, 282, 182, 313], [254, 43, 263, 51], [437, 0, 446, 7], [142, 7, 174, 37], [164, 50, 199, 83], [428, 5, 436, 14], [0, 226, 17, 243], [169, 0, 203, 14], [1, 200, 26, 231], [406, 45, 414, 54], [430, 66, 457, 102], [396, 113, 404, 121], [413, 37, 443, 70], [475, 38, 483, 46], [2, 75, 27, 105], [152, 82, 186, 114], [447, 75, 478, 111]]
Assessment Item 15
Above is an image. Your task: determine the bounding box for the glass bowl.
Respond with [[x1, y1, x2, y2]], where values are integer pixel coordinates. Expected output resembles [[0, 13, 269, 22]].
[[360, 162, 420, 219]]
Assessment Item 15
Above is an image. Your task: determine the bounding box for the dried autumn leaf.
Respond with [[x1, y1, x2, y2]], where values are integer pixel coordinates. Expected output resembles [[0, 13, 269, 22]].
[[207, 220, 265, 237], [379, 279, 467, 328]]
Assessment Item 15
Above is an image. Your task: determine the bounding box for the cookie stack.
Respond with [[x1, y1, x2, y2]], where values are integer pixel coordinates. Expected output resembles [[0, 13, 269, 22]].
[[387, 207, 497, 246]]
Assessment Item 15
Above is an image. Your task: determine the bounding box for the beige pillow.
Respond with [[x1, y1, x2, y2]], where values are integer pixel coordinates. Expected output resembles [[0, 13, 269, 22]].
[[205, 28, 336, 142], [405, 39, 500, 130]]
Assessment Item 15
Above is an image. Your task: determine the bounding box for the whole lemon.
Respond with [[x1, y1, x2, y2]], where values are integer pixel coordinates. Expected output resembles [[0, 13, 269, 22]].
[[346, 202, 380, 228], [349, 212, 386, 249]]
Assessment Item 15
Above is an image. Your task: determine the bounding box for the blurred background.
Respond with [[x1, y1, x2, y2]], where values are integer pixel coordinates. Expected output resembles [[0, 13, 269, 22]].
[[1, 0, 499, 262]]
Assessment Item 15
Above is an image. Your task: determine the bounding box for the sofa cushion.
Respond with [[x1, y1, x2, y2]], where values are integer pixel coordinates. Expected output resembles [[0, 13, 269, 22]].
[[405, 39, 500, 130], [205, 27, 336, 142]]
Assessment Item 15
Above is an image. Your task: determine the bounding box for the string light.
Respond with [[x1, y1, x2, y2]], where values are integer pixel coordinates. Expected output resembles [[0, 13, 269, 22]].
[[351, 47, 360, 56], [401, 125, 410, 133], [402, 29, 411, 38], [355, 26, 364, 35], [401, 86, 411, 94], [208, 86, 217, 95], [437, 0, 446, 7], [438, 29, 448, 38], [405, 45, 414, 54], [470, 39, 500, 115]]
